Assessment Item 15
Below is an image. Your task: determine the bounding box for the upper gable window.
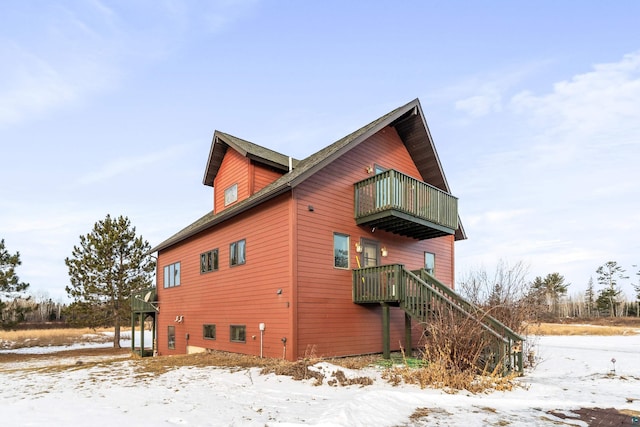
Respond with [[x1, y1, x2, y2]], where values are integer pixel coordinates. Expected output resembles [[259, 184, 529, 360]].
[[224, 184, 238, 206]]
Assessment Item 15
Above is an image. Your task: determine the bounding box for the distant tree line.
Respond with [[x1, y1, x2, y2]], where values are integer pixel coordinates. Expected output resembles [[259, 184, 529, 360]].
[[458, 259, 640, 324]]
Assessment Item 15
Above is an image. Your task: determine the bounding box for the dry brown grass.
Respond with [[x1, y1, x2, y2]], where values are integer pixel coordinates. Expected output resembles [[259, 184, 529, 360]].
[[527, 323, 640, 336], [381, 347, 518, 393], [0, 327, 117, 349]]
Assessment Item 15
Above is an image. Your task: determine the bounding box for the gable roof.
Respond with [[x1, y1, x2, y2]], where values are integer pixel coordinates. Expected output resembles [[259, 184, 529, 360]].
[[150, 98, 466, 253], [203, 131, 300, 187]]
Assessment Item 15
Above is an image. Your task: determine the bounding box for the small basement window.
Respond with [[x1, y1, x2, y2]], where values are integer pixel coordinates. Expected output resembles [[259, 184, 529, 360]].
[[230, 325, 246, 343], [168, 326, 175, 349], [203, 324, 216, 340]]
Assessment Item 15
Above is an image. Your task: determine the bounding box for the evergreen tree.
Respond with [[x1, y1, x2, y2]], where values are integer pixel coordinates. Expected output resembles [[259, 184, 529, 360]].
[[65, 215, 155, 347], [595, 261, 627, 317], [0, 239, 31, 329], [530, 272, 569, 316], [596, 287, 621, 316], [584, 277, 595, 317], [633, 265, 640, 302]]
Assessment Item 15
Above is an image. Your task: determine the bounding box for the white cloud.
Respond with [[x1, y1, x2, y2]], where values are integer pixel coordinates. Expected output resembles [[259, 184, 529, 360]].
[[456, 52, 640, 294], [448, 60, 551, 118], [455, 92, 502, 117], [0, 4, 123, 127], [78, 144, 192, 186], [201, 0, 261, 33]]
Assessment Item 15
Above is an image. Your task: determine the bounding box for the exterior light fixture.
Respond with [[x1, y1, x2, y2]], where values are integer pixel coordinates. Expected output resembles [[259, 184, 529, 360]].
[[381, 247, 388, 257], [355, 242, 363, 253]]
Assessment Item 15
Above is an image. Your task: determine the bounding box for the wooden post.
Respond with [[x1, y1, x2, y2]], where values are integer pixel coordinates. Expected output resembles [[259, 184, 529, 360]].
[[140, 312, 145, 356], [131, 310, 135, 353], [152, 312, 157, 356], [382, 303, 390, 359], [404, 312, 412, 355]]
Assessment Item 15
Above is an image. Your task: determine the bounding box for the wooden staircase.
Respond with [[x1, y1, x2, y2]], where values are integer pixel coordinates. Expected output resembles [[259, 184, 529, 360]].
[[353, 264, 524, 375]]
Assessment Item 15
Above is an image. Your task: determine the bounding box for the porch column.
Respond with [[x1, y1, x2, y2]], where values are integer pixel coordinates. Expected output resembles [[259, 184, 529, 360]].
[[140, 312, 145, 356], [382, 303, 390, 359], [404, 312, 412, 354], [152, 313, 157, 356], [131, 312, 135, 353]]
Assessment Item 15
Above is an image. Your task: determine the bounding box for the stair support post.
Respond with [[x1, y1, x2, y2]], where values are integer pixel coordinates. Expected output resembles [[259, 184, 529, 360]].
[[382, 303, 390, 359], [404, 312, 412, 355]]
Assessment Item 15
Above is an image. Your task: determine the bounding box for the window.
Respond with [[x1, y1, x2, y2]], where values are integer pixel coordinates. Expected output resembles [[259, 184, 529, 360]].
[[163, 262, 181, 288], [425, 252, 435, 275], [200, 249, 219, 273], [333, 233, 349, 269], [168, 326, 175, 349], [224, 184, 238, 206], [230, 239, 246, 266], [203, 324, 216, 340], [230, 325, 246, 343]]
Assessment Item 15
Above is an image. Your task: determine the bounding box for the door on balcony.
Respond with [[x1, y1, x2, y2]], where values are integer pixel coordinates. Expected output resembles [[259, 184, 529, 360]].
[[361, 239, 379, 267]]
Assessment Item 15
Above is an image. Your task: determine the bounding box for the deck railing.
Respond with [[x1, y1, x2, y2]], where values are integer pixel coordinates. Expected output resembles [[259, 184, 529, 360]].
[[131, 287, 158, 313], [353, 264, 524, 374], [354, 169, 458, 230]]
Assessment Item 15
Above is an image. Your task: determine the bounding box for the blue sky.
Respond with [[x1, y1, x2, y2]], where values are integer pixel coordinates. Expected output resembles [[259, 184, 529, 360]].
[[1, 1, 639, 302]]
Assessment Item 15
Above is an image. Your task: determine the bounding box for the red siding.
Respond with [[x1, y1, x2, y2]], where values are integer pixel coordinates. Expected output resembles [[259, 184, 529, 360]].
[[252, 161, 285, 194], [293, 126, 455, 358], [214, 148, 250, 213], [156, 194, 294, 358], [156, 125, 457, 360]]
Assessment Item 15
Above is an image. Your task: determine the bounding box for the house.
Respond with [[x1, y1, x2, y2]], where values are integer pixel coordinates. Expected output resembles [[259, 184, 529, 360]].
[[131, 98, 523, 372]]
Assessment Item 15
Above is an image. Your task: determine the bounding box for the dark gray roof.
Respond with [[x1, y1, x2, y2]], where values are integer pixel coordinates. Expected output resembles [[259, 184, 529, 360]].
[[151, 99, 466, 253], [202, 131, 300, 187]]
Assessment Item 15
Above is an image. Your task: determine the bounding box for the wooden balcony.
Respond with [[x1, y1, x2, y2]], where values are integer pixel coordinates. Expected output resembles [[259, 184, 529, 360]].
[[354, 169, 458, 240], [131, 287, 158, 313]]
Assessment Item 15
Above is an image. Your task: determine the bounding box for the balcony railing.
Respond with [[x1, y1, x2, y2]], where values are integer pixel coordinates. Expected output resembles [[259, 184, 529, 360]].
[[131, 287, 158, 313], [354, 169, 458, 239]]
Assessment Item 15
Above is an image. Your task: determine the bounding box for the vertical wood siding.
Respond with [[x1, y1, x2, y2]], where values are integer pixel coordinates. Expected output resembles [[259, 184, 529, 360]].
[[293, 126, 455, 358]]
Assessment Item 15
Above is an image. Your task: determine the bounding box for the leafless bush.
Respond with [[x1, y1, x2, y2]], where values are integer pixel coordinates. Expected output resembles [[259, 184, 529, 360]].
[[458, 260, 535, 334]]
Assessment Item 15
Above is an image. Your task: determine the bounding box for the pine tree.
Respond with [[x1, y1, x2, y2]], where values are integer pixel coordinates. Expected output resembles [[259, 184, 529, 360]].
[[65, 215, 155, 347], [595, 261, 627, 317], [584, 277, 595, 317], [530, 272, 569, 316], [0, 239, 31, 329]]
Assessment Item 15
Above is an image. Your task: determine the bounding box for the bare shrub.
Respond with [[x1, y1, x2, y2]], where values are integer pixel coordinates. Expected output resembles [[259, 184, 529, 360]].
[[419, 305, 495, 374], [457, 260, 536, 367], [458, 260, 534, 334]]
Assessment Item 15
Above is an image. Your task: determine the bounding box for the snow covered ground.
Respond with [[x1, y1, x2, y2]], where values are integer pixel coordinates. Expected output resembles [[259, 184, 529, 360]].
[[1, 333, 639, 426]]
